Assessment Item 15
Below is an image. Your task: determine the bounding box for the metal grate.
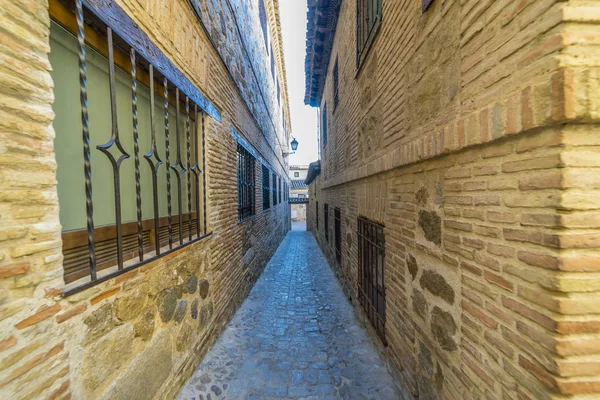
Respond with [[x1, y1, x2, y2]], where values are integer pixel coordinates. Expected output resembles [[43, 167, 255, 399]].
[[237, 144, 256, 222], [334, 207, 341, 263], [356, 0, 382, 68], [333, 58, 339, 108], [357, 217, 386, 344], [56, 0, 214, 295], [272, 172, 278, 205], [262, 165, 270, 210], [324, 204, 329, 242]]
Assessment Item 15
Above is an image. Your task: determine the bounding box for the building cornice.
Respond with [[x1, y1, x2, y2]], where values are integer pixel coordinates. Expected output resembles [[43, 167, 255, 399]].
[[304, 0, 341, 107]]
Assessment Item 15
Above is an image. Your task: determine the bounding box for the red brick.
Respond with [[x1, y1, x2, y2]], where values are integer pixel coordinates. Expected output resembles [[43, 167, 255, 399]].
[[461, 261, 483, 276], [462, 300, 499, 329], [446, 196, 473, 205], [463, 208, 485, 221], [0, 335, 17, 352], [0, 263, 30, 278], [484, 331, 515, 359], [0, 342, 64, 386], [487, 243, 514, 258], [502, 155, 562, 173], [473, 195, 500, 206], [488, 211, 517, 224], [558, 233, 600, 249], [464, 237, 485, 249], [15, 304, 61, 329], [475, 252, 501, 271], [462, 352, 495, 388], [90, 287, 120, 306], [445, 168, 471, 179], [474, 224, 502, 238], [473, 165, 499, 176], [463, 181, 486, 191], [518, 251, 559, 270], [519, 356, 557, 391], [485, 271, 514, 292], [519, 172, 562, 191], [502, 296, 556, 331], [445, 220, 473, 232], [486, 301, 515, 325], [56, 305, 87, 324], [520, 213, 561, 228], [521, 86, 535, 131]]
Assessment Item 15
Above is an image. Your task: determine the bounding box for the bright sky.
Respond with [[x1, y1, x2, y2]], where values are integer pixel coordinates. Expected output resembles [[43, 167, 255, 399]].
[[280, 0, 318, 167]]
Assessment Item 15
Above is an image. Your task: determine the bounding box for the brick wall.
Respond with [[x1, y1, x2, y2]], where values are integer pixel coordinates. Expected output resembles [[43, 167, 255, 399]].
[[0, 0, 290, 399], [308, 0, 600, 398]]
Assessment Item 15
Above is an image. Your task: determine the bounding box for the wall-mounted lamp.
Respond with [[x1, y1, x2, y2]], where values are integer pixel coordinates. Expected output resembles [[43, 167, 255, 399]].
[[282, 137, 299, 158]]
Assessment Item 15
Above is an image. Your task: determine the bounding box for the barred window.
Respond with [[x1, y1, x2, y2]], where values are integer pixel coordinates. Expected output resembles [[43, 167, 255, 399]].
[[262, 165, 270, 210], [324, 204, 329, 242], [259, 0, 268, 50], [322, 103, 327, 147], [237, 144, 256, 222], [272, 172, 278, 205], [49, 0, 218, 294], [333, 58, 339, 108], [358, 217, 386, 343], [334, 207, 341, 263], [356, 0, 382, 69]]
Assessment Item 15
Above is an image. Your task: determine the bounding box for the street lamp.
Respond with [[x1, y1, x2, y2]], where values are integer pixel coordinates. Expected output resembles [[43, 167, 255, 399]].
[[282, 137, 299, 157]]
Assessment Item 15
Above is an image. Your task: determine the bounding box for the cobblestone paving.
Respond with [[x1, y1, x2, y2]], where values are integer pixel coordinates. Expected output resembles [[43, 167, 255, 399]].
[[177, 230, 404, 400]]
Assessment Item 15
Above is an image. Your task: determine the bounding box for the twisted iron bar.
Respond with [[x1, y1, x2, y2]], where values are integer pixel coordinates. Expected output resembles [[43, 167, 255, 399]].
[[131, 48, 143, 261], [191, 104, 201, 238], [202, 112, 207, 235], [186, 97, 192, 241], [164, 78, 173, 249], [76, 0, 96, 280], [144, 65, 163, 256], [171, 88, 187, 245], [96, 27, 130, 270]]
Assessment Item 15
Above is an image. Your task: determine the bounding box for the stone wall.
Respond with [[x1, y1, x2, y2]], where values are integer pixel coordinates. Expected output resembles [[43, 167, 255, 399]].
[[308, 0, 600, 398], [0, 0, 290, 399]]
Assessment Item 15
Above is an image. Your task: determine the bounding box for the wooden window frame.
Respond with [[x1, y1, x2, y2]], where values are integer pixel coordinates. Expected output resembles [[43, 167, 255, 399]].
[[356, 0, 382, 71]]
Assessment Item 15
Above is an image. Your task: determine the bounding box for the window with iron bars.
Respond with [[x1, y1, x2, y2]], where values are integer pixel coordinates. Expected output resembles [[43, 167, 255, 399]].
[[357, 217, 386, 344], [278, 176, 282, 204], [356, 0, 382, 69], [272, 172, 278, 205], [324, 204, 329, 242], [333, 58, 339, 109], [334, 207, 341, 263], [49, 0, 217, 295], [322, 103, 328, 147], [237, 144, 256, 222], [262, 165, 271, 210], [259, 0, 269, 51]]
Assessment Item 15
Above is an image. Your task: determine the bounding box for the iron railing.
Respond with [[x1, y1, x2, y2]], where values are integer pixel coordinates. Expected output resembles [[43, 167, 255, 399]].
[[357, 217, 386, 344], [62, 0, 215, 295], [356, 0, 382, 68]]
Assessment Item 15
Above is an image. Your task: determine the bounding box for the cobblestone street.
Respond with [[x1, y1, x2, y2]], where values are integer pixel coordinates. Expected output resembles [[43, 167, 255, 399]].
[[178, 230, 404, 400]]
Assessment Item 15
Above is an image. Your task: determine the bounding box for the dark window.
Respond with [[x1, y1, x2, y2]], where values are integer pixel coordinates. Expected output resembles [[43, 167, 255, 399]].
[[294, 172, 299, 177], [324, 204, 329, 242], [277, 80, 281, 106], [271, 46, 275, 78], [262, 165, 270, 210], [333, 58, 339, 108], [237, 144, 256, 222], [356, 0, 382, 69], [279, 177, 282, 203], [259, 0, 268, 50], [334, 208, 341, 263], [358, 217, 386, 343], [422, 0, 434, 12], [316, 201, 319, 229], [49, 3, 212, 292], [272, 172, 277, 205], [322, 104, 327, 147]]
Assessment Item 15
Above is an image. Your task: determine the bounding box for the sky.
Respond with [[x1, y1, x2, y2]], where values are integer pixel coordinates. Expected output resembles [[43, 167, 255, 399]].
[[280, 0, 319, 167]]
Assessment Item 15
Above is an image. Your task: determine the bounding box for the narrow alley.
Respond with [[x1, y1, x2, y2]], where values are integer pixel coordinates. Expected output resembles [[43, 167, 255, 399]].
[[177, 230, 403, 400]]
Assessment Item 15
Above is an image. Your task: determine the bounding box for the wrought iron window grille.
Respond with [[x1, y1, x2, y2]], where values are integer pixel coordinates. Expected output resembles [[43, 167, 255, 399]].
[[237, 144, 256, 222], [356, 0, 382, 69], [53, 0, 217, 296], [262, 164, 271, 210], [324, 204, 329, 242], [334, 207, 341, 263], [333, 58, 339, 109], [357, 217, 386, 344]]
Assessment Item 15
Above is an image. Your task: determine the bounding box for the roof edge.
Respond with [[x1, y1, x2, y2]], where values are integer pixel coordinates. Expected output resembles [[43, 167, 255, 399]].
[[304, 160, 321, 185]]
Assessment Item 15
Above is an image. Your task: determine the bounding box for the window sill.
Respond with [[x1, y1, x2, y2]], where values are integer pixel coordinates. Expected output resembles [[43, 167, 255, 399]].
[[62, 231, 213, 297]]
